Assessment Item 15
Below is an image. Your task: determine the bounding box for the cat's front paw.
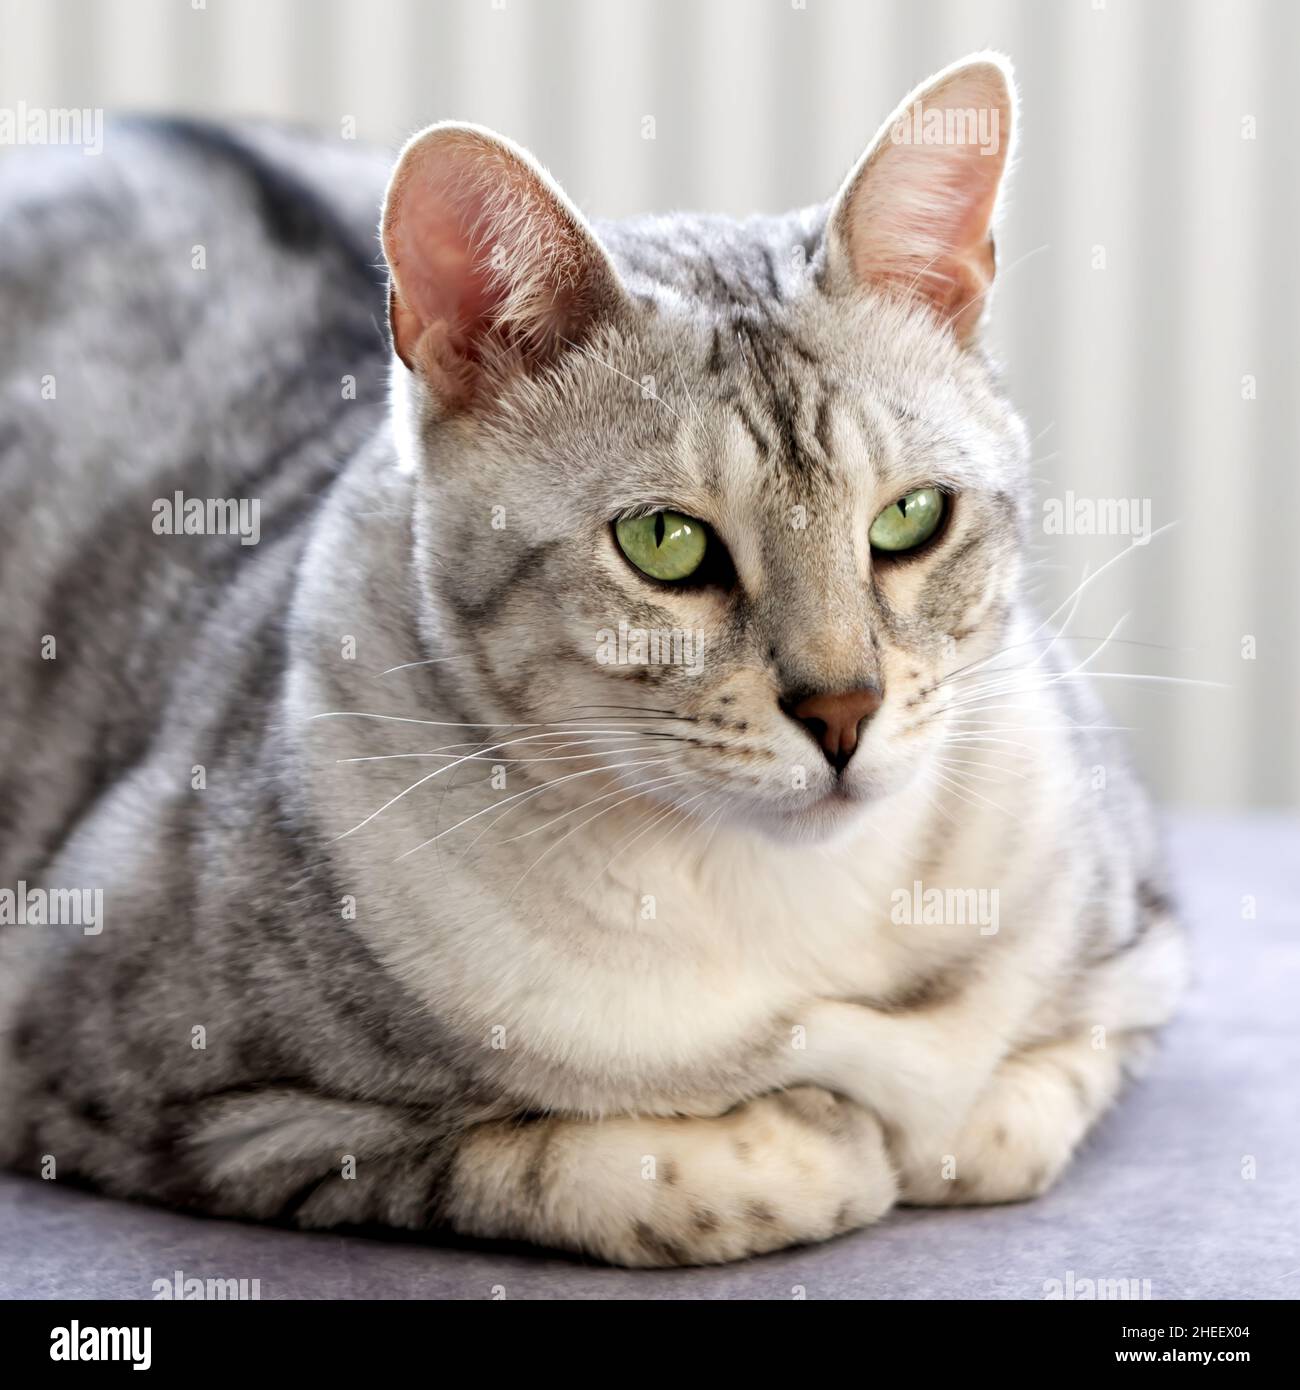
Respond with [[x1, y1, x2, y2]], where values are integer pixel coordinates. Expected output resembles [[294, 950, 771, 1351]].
[[895, 1036, 1128, 1206], [601, 1087, 898, 1267], [447, 1085, 897, 1267], [898, 1114, 1074, 1206]]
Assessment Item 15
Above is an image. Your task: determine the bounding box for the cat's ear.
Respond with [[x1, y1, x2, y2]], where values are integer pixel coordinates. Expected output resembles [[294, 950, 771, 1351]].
[[824, 53, 1016, 343], [381, 122, 627, 412]]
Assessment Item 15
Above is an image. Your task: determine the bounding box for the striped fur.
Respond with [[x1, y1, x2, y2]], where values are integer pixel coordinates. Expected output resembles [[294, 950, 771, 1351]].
[[0, 59, 1187, 1267]]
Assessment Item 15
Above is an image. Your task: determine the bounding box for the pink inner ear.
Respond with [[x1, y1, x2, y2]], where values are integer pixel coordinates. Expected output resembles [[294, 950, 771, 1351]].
[[928, 150, 1002, 262], [837, 63, 1012, 339], [388, 166, 507, 363], [382, 128, 619, 405], [853, 144, 1002, 302]]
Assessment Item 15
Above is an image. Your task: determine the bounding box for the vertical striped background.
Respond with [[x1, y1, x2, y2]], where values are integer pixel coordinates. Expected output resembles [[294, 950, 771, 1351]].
[[1, 0, 1295, 810]]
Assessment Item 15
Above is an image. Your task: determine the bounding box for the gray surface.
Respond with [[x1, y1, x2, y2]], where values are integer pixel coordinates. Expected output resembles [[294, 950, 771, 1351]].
[[2, 812, 1296, 1300]]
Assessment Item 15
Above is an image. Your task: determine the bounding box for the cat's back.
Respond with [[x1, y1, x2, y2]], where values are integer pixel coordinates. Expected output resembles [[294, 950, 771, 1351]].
[[0, 119, 391, 879], [0, 117, 391, 520]]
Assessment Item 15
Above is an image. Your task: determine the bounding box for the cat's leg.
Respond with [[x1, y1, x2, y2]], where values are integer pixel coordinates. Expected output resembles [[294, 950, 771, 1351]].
[[444, 1086, 897, 1267], [779, 997, 1145, 1205], [128, 1089, 470, 1231], [892, 906, 1189, 1205], [892, 1028, 1151, 1205], [778, 908, 1186, 1208], [89, 1084, 895, 1267]]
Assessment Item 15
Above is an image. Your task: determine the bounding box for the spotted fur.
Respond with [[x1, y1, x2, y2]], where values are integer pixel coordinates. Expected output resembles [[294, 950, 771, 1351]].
[[0, 58, 1186, 1267]]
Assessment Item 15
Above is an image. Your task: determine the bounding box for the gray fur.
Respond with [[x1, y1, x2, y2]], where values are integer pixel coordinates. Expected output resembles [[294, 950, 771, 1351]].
[[0, 98, 1186, 1266]]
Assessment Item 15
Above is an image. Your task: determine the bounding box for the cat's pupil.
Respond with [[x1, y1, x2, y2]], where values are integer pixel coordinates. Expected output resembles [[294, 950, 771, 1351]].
[[897, 498, 909, 516], [654, 512, 666, 546]]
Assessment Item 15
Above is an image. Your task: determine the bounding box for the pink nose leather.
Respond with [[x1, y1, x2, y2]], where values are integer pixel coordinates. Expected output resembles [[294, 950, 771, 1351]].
[[785, 687, 883, 770]]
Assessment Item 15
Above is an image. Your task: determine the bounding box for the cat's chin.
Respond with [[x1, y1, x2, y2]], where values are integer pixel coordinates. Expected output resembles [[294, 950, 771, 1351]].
[[749, 785, 876, 846]]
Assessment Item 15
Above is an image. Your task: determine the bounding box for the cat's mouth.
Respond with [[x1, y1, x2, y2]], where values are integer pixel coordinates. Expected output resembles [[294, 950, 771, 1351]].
[[813, 783, 863, 808], [762, 780, 873, 841]]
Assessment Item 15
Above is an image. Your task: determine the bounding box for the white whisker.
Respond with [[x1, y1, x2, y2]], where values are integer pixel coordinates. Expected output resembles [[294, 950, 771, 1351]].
[[395, 755, 678, 860]]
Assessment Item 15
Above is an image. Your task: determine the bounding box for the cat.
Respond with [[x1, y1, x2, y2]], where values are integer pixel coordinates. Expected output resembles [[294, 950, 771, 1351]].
[[0, 53, 1187, 1267]]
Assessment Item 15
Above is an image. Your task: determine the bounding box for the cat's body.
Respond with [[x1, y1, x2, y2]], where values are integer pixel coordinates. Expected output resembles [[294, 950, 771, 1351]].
[[0, 60, 1188, 1266]]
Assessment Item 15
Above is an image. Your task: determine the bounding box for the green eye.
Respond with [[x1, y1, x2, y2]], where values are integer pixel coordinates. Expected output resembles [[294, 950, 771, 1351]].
[[869, 487, 946, 553], [615, 510, 709, 581]]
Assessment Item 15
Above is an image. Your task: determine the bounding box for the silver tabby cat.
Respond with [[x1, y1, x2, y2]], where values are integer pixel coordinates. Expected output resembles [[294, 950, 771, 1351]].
[[0, 55, 1186, 1266]]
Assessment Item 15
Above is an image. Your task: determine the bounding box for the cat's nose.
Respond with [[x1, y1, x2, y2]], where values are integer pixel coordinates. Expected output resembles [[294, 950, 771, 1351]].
[[781, 686, 883, 772]]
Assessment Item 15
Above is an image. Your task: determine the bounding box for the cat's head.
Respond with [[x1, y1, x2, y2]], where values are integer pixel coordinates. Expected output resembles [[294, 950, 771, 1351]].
[[380, 54, 1029, 843]]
